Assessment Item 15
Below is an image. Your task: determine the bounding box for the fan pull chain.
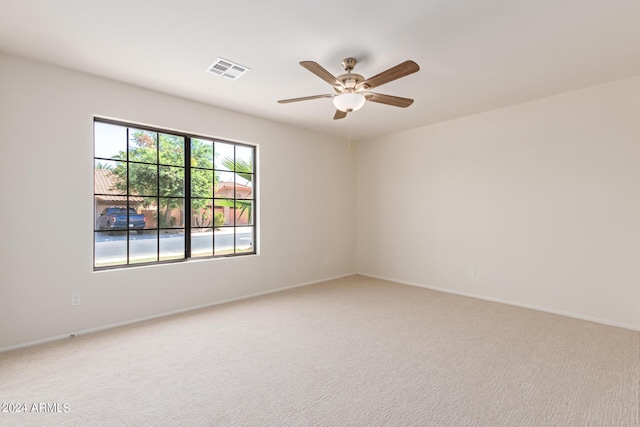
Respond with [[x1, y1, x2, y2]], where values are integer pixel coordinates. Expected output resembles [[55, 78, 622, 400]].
[[347, 112, 352, 149]]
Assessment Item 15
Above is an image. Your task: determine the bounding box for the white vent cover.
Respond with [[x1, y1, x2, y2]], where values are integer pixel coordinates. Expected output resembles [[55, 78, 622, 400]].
[[205, 58, 250, 80]]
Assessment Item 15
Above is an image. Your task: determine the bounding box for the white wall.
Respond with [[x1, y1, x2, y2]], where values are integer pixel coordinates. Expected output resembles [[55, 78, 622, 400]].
[[357, 76, 640, 329], [0, 53, 356, 350]]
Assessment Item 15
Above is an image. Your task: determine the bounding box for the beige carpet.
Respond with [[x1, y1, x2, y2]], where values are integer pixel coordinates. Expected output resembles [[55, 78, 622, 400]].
[[1, 275, 638, 426]]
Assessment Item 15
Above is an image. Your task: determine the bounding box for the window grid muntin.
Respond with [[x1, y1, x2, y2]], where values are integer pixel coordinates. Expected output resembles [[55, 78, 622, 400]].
[[93, 118, 256, 269]]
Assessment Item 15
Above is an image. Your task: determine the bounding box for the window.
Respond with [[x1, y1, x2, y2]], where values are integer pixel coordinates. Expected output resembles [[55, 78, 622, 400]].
[[93, 118, 256, 269]]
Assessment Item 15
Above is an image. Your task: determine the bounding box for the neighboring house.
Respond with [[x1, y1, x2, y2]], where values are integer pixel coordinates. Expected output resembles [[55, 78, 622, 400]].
[[215, 182, 253, 226], [95, 169, 252, 228]]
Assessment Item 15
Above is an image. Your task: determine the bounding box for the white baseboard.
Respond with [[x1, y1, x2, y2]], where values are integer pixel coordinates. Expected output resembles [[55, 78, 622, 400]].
[[358, 272, 640, 332], [0, 273, 356, 354]]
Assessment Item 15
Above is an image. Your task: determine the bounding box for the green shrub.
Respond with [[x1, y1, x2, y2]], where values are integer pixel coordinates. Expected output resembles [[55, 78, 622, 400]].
[[214, 212, 225, 227]]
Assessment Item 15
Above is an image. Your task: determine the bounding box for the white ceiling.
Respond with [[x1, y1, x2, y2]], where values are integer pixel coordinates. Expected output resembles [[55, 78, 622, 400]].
[[1, 0, 639, 141]]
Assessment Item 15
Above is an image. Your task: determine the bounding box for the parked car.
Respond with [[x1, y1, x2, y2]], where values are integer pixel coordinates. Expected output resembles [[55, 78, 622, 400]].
[[97, 207, 146, 233]]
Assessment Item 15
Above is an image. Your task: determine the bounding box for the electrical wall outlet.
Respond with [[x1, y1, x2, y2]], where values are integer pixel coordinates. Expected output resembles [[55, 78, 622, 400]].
[[324, 256, 330, 265], [71, 293, 81, 306], [468, 267, 476, 278]]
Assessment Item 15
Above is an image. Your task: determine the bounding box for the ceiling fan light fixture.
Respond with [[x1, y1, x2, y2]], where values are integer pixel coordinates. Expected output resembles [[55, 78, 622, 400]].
[[278, 58, 419, 120], [333, 93, 366, 112]]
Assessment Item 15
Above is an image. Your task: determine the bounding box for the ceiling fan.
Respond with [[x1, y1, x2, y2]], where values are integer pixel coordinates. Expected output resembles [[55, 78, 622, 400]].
[[278, 58, 420, 120]]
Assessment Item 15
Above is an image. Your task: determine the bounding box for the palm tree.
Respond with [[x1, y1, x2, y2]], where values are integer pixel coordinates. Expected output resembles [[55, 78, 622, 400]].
[[220, 156, 253, 224]]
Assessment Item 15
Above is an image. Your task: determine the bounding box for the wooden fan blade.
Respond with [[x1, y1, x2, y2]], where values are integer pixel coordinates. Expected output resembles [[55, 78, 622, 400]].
[[333, 110, 347, 120], [300, 61, 344, 88], [359, 60, 419, 90], [278, 94, 334, 104], [365, 93, 414, 108]]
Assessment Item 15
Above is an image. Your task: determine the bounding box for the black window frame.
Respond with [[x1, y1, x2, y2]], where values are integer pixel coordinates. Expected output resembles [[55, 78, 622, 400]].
[[93, 117, 257, 270]]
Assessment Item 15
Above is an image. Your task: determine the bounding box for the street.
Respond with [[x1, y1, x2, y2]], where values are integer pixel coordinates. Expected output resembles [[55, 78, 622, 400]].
[[95, 228, 253, 264]]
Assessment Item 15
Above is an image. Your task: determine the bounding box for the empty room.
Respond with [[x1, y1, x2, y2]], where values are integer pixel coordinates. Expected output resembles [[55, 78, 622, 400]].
[[1, 0, 639, 425]]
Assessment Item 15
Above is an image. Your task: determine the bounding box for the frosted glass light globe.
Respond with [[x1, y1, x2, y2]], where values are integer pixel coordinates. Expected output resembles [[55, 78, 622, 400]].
[[333, 93, 366, 112]]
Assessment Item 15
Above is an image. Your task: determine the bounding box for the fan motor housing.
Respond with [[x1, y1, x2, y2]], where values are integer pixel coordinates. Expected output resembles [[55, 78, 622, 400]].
[[335, 73, 365, 92]]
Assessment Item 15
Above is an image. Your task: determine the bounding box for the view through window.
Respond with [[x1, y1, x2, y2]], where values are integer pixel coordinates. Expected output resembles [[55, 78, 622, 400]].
[[93, 118, 256, 269]]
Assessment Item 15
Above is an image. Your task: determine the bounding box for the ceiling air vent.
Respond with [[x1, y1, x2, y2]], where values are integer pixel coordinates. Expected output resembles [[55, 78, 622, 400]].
[[205, 58, 250, 80]]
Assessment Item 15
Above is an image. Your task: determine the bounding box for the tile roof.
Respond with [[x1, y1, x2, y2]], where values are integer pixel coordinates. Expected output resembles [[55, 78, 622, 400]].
[[94, 169, 143, 202], [216, 182, 252, 192]]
